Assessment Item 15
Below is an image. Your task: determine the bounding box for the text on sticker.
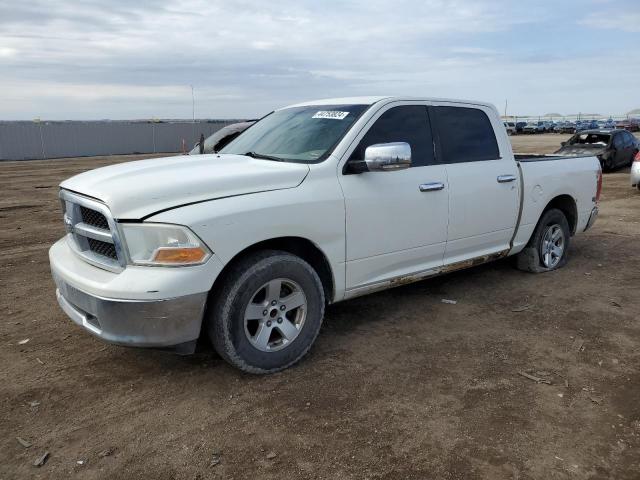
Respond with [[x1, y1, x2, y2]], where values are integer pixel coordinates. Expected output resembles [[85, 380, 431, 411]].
[[312, 111, 349, 120]]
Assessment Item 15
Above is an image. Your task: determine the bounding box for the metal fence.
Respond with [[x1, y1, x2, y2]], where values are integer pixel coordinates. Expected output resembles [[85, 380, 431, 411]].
[[502, 114, 637, 123], [0, 120, 243, 161]]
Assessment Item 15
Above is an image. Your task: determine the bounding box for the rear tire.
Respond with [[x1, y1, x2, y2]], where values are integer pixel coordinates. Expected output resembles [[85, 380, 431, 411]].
[[601, 157, 614, 172], [207, 250, 325, 374], [516, 209, 571, 273]]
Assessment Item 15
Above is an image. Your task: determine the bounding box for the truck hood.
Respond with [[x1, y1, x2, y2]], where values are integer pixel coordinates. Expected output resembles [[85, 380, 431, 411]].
[[554, 145, 606, 156], [60, 154, 310, 219]]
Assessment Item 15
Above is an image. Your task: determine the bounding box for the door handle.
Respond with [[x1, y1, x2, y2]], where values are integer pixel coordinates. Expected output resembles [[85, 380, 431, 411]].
[[419, 182, 445, 192], [497, 175, 517, 183]]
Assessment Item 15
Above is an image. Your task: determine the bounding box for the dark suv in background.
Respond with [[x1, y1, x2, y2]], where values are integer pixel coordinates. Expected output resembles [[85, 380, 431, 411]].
[[555, 129, 640, 171]]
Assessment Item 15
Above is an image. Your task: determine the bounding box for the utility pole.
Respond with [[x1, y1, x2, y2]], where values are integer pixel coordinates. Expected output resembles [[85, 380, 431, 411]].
[[190, 85, 196, 143], [504, 99, 508, 118], [191, 85, 195, 122]]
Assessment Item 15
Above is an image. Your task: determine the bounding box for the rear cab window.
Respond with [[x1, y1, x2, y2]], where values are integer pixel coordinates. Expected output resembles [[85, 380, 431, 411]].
[[431, 106, 500, 163]]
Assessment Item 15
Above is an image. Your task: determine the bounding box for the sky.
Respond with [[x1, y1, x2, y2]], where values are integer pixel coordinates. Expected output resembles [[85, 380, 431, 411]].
[[0, 0, 638, 120]]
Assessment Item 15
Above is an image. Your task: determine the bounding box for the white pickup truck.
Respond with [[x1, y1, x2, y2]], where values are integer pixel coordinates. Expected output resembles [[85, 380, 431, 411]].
[[50, 96, 601, 373]]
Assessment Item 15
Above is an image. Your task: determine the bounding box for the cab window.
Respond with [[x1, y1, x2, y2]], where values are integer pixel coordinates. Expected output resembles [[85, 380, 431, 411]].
[[432, 106, 500, 163], [349, 105, 435, 167]]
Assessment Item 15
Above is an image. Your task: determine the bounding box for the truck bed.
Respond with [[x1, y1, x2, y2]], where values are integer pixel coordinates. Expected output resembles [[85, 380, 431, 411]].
[[510, 152, 600, 254]]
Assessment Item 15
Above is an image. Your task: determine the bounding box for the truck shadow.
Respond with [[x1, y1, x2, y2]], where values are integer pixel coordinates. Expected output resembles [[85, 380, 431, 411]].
[[107, 256, 519, 377], [322, 256, 516, 334]]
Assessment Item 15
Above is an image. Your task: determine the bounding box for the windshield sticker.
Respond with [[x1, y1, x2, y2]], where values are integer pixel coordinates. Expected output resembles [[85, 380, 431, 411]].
[[312, 111, 349, 120]]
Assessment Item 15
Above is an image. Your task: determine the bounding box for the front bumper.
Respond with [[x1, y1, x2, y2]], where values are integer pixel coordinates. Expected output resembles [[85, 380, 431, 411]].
[[54, 273, 207, 348], [49, 237, 221, 349]]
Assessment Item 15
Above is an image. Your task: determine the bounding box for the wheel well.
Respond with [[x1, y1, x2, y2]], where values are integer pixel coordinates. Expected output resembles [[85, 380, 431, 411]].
[[212, 237, 335, 303], [543, 195, 578, 235]]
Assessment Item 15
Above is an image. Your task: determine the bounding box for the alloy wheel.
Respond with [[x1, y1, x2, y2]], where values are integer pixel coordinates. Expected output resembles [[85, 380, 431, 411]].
[[243, 278, 307, 352], [540, 224, 565, 268]]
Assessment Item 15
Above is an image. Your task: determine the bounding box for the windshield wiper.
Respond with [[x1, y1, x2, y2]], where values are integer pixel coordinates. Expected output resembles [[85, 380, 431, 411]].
[[243, 151, 285, 162]]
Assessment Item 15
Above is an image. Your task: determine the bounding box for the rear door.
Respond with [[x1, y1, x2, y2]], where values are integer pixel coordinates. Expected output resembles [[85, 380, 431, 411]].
[[339, 102, 449, 291], [430, 104, 520, 264], [621, 132, 637, 166], [612, 133, 630, 167]]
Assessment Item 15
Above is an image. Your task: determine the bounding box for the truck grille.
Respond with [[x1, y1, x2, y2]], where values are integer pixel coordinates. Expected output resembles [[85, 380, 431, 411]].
[[60, 190, 125, 272], [87, 238, 118, 260], [80, 206, 110, 230]]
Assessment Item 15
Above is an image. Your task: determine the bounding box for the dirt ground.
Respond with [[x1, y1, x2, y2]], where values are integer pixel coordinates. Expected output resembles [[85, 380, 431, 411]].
[[1, 135, 639, 479]]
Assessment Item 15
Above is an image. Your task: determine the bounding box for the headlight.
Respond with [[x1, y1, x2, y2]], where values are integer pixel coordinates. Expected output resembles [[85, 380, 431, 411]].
[[120, 223, 211, 266]]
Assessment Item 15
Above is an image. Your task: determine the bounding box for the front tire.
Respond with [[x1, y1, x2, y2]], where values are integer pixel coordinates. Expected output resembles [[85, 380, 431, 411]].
[[207, 250, 325, 374], [516, 209, 571, 273]]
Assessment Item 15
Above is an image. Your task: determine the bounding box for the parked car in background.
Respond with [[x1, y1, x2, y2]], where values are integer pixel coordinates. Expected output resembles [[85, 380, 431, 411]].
[[49, 96, 602, 373], [555, 129, 639, 171], [578, 120, 598, 131], [524, 121, 545, 133], [516, 121, 527, 134], [575, 121, 591, 132], [558, 122, 576, 134], [631, 151, 640, 190], [504, 122, 516, 135], [616, 119, 640, 132], [596, 119, 615, 130], [189, 121, 255, 155]]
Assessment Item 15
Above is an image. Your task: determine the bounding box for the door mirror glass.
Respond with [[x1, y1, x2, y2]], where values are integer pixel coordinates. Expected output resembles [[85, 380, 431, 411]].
[[363, 142, 411, 172]]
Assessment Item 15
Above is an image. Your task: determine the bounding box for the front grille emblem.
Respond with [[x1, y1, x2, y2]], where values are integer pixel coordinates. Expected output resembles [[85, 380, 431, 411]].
[[63, 214, 74, 233]]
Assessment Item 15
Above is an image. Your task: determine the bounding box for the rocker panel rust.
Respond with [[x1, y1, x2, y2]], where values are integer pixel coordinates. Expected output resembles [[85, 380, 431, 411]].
[[344, 249, 510, 300]]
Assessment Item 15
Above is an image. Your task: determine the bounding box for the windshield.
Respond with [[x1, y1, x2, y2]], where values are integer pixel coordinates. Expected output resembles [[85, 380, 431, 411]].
[[220, 104, 368, 162], [569, 133, 610, 146]]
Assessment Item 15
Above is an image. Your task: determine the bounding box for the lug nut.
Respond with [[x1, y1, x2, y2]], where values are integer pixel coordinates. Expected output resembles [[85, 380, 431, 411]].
[[262, 310, 268, 316], [280, 305, 286, 311], [266, 320, 272, 327], [277, 317, 283, 324], [271, 300, 277, 306]]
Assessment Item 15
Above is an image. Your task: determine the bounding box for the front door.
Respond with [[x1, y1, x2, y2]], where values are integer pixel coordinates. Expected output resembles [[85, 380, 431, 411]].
[[339, 103, 449, 292]]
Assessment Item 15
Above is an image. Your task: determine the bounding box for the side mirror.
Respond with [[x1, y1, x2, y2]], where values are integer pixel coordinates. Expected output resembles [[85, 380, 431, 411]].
[[365, 142, 411, 171], [347, 142, 412, 173]]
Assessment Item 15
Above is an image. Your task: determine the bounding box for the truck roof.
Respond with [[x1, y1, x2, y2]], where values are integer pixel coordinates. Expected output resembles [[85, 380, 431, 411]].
[[281, 96, 496, 110]]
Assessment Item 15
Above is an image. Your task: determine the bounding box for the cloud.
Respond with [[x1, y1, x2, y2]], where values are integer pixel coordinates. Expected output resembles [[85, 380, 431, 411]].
[[0, 0, 637, 119], [579, 11, 640, 32]]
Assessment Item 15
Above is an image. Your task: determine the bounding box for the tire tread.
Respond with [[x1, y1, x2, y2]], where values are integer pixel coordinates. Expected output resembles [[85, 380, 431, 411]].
[[516, 208, 570, 274]]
